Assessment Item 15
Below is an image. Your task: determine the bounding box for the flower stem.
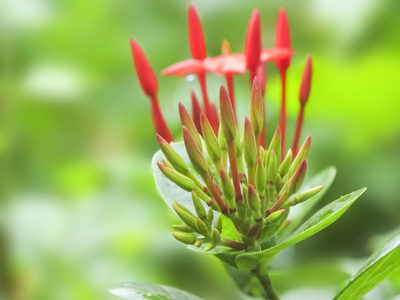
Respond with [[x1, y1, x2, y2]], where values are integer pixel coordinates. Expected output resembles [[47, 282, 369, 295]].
[[225, 73, 236, 119], [279, 71, 287, 161], [253, 269, 280, 300], [292, 105, 304, 157]]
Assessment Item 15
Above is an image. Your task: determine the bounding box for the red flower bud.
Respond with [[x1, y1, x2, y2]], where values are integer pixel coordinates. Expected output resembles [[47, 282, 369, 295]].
[[129, 39, 158, 98], [188, 4, 207, 60], [191, 91, 203, 134], [274, 8, 292, 72], [244, 9, 262, 77], [299, 54, 313, 106]]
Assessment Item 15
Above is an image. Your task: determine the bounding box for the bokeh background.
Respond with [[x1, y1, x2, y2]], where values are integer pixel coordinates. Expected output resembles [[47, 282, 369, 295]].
[[2, 0, 400, 299]]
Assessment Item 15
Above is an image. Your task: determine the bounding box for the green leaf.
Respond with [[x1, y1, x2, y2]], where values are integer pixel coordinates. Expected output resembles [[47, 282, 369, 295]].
[[236, 188, 366, 271], [109, 282, 201, 300], [220, 214, 242, 242], [283, 166, 336, 235], [334, 232, 400, 300], [152, 142, 202, 215]]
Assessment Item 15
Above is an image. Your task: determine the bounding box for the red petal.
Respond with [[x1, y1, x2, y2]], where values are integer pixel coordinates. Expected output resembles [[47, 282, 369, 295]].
[[204, 54, 246, 74], [161, 59, 205, 76], [188, 4, 207, 60], [244, 9, 262, 72], [261, 48, 295, 63], [275, 8, 292, 71], [299, 54, 312, 106], [130, 39, 158, 98]]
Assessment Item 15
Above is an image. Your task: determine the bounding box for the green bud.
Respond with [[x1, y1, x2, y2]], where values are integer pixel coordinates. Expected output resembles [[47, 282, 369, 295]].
[[218, 125, 227, 151], [267, 149, 279, 183], [287, 159, 307, 195], [161, 158, 175, 170], [157, 163, 195, 192], [288, 185, 323, 206], [200, 112, 221, 162], [172, 224, 193, 232], [255, 158, 266, 195], [211, 228, 221, 243], [194, 240, 203, 248], [172, 232, 195, 245], [267, 127, 282, 164], [220, 170, 235, 209], [179, 102, 202, 150], [173, 204, 197, 228], [196, 217, 208, 235], [182, 126, 209, 176], [267, 209, 286, 224], [247, 184, 262, 220], [207, 207, 214, 227], [192, 191, 206, 220], [157, 134, 189, 174], [204, 243, 216, 252], [250, 77, 264, 135], [243, 118, 258, 166], [215, 215, 222, 233], [289, 135, 311, 177], [174, 201, 195, 216], [219, 85, 237, 142], [241, 183, 248, 203], [279, 149, 292, 177], [275, 174, 283, 193]]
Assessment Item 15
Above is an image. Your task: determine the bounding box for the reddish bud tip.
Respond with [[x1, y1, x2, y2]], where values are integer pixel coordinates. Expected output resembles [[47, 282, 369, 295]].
[[188, 4, 207, 60], [299, 54, 313, 106], [129, 39, 158, 98], [274, 8, 292, 72], [191, 91, 203, 134], [179, 102, 202, 150], [219, 85, 237, 141], [244, 9, 262, 73]]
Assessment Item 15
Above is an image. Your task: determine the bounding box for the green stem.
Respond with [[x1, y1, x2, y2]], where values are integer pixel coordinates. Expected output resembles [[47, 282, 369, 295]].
[[253, 269, 280, 300]]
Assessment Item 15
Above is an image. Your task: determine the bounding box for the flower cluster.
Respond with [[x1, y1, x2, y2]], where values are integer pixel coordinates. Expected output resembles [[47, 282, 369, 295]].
[[130, 5, 318, 252]]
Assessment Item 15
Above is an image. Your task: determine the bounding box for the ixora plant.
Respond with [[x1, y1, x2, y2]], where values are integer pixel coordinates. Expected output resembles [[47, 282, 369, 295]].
[[110, 5, 400, 300]]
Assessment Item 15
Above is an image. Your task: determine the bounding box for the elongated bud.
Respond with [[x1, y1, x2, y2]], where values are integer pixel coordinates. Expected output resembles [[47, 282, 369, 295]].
[[279, 149, 292, 177], [244, 9, 262, 74], [182, 126, 209, 176], [200, 112, 221, 162], [172, 204, 198, 228], [221, 39, 231, 55], [287, 185, 323, 206], [172, 224, 193, 232], [267, 126, 282, 163], [194, 240, 202, 248], [191, 91, 203, 134], [172, 232, 195, 245], [175, 201, 195, 216], [275, 173, 283, 192], [274, 8, 292, 72], [218, 125, 227, 150], [157, 135, 189, 174], [289, 135, 311, 176], [250, 77, 264, 135], [267, 209, 286, 223], [196, 217, 208, 235], [299, 54, 312, 106], [255, 158, 266, 194], [179, 102, 202, 150], [207, 207, 214, 226], [129, 39, 158, 98], [241, 184, 248, 202], [247, 184, 262, 220], [188, 4, 206, 60], [219, 85, 237, 142], [157, 163, 195, 192], [220, 170, 235, 209], [244, 118, 258, 167], [211, 228, 221, 243], [204, 243, 216, 252], [162, 158, 174, 170], [287, 159, 307, 195], [192, 191, 206, 220], [215, 215, 223, 233], [210, 103, 220, 133], [267, 150, 279, 183]]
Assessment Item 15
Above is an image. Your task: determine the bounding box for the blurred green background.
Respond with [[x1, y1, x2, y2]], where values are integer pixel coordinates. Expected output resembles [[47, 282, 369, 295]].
[[2, 0, 400, 299]]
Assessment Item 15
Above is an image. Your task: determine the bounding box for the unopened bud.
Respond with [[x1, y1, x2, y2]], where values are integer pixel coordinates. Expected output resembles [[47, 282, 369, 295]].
[[288, 185, 323, 206], [244, 118, 258, 166], [274, 8, 292, 72], [172, 232, 195, 245], [173, 204, 197, 228], [220, 170, 235, 209], [194, 240, 203, 248], [215, 215, 223, 233], [279, 149, 292, 177], [157, 134, 189, 174], [287, 159, 307, 195], [289, 135, 311, 176], [250, 77, 264, 135], [267, 149, 279, 183], [207, 207, 214, 227], [179, 102, 202, 150], [182, 126, 209, 176], [267, 209, 286, 223], [219, 85, 237, 142], [172, 224, 193, 232], [299, 54, 312, 106], [247, 184, 262, 220], [192, 191, 206, 220], [157, 163, 195, 192], [211, 228, 221, 243], [204, 243, 216, 252], [188, 4, 207, 60], [200, 112, 221, 162], [196, 217, 208, 235], [255, 158, 266, 195], [267, 126, 282, 164]]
